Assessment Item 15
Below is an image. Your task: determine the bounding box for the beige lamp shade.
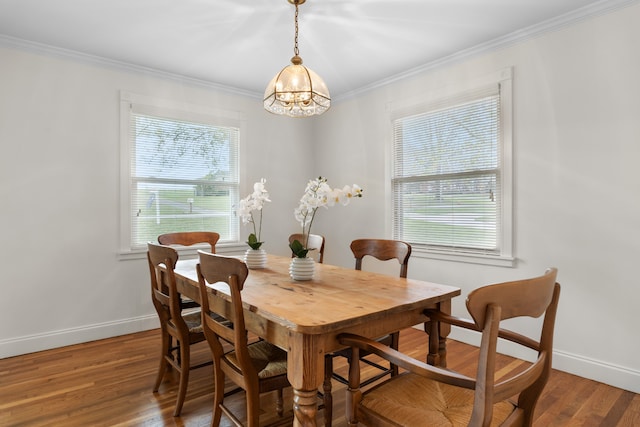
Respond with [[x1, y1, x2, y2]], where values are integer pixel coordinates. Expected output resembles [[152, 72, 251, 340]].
[[264, 55, 330, 117]]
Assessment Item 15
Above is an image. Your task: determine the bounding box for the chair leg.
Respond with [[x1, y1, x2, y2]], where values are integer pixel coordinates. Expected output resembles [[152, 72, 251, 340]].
[[390, 331, 400, 377], [323, 354, 333, 427], [166, 336, 174, 372], [211, 366, 225, 427], [276, 388, 284, 417], [246, 389, 261, 427], [173, 340, 190, 417], [345, 348, 361, 427], [153, 329, 170, 392]]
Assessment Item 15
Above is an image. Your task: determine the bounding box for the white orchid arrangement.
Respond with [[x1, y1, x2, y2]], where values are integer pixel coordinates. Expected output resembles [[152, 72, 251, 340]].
[[237, 178, 271, 250], [290, 176, 363, 258]]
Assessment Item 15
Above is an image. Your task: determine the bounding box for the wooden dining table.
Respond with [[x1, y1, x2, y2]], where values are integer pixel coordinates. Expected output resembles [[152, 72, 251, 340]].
[[173, 254, 460, 427]]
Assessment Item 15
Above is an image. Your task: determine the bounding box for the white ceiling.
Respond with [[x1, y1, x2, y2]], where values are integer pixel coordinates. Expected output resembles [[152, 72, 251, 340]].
[[0, 0, 632, 98]]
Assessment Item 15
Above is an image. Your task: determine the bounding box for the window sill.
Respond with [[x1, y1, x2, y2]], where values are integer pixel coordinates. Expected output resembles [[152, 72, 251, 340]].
[[412, 246, 515, 268]]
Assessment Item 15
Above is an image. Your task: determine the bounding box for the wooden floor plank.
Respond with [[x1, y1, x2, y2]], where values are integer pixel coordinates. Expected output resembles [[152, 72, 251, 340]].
[[572, 383, 623, 426], [1, 328, 638, 426], [614, 393, 640, 427]]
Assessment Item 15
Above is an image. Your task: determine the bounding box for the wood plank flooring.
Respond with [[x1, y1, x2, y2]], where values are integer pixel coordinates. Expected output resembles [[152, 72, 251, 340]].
[[1, 327, 638, 426]]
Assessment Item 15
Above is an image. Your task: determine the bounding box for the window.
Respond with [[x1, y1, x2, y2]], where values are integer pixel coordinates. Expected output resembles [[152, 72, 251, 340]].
[[119, 92, 242, 254], [391, 69, 513, 266]]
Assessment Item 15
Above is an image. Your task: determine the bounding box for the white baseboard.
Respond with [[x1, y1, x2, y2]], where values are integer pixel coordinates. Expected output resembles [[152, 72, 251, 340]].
[[552, 349, 640, 394], [444, 327, 640, 394], [0, 315, 159, 359]]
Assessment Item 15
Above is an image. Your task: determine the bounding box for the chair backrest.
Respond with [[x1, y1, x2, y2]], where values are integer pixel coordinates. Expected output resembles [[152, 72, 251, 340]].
[[158, 231, 220, 253], [289, 233, 325, 263], [339, 268, 560, 426], [147, 242, 185, 329], [350, 239, 412, 278], [196, 251, 256, 375], [466, 267, 560, 425]]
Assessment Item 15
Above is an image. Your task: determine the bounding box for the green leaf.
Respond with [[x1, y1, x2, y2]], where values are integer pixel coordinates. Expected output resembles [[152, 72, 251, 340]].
[[289, 239, 309, 258], [247, 233, 263, 250]]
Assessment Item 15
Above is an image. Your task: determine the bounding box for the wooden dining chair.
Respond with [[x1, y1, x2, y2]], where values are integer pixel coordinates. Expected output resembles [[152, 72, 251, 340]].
[[339, 268, 561, 427], [196, 251, 291, 427], [158, 231, 220, 309], [322, 239, 411, 426], [158, 231, 220, 253], [147, 242, 211, 417], [289, 233, 325, 263]]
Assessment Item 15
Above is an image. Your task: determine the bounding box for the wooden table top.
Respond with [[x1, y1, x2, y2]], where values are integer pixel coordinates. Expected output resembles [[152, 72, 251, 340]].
[[174, 254, 461, 335]]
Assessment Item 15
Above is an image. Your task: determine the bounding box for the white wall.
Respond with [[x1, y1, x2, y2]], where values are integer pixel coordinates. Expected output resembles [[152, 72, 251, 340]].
[[0, 44, 313, 357], [312, 4, 640, 393], [1, 2, 639, 395]]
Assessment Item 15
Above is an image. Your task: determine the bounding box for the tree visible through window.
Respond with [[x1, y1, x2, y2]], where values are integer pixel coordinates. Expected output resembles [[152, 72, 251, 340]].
[[392, 78, 512, 262], [122, 97, 240, 251]]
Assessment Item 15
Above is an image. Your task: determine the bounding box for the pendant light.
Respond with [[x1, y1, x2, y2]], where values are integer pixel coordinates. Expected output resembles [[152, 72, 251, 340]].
[[263, 0, 330, 117]]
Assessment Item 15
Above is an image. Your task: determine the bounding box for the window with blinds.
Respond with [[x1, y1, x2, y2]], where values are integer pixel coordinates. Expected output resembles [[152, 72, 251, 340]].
[[391, 76, 512, 263], [121, 93, 241, 252]]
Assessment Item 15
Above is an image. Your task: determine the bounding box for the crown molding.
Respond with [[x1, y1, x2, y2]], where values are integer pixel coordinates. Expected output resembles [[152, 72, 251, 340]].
[[0, 34, 260, 99], [335, 0, 640, 102]]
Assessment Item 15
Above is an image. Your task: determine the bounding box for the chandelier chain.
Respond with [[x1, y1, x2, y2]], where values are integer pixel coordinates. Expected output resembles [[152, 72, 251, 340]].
[[294, 4, 299, 56]]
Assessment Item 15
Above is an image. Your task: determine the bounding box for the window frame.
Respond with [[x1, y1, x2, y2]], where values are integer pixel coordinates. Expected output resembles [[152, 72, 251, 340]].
[[387, 68, 514, 267], [118, 91, 246, 258]]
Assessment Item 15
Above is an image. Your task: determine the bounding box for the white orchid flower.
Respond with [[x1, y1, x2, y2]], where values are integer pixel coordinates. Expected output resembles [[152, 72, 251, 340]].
[[237, 178, 270, 249], [291, 177, 363, 257]]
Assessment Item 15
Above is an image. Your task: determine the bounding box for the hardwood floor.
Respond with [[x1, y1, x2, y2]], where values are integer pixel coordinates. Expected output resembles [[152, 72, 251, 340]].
[[1, 327, 638, 426]]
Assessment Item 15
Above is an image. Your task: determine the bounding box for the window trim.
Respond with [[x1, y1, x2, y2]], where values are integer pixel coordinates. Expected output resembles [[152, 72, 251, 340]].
[[386, 68, 514, 267], [118, 91, 247, 259]]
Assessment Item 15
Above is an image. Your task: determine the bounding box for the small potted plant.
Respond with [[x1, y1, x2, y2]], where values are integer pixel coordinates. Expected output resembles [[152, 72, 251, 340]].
[[237, 178, 270, 269], [290, 176, 362, 280]]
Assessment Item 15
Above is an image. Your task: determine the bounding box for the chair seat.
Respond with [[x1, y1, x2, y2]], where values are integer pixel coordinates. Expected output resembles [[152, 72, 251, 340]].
[[360, 373, 516, 426], [226, 340, 288, 379], [182, 310, 204, 334]]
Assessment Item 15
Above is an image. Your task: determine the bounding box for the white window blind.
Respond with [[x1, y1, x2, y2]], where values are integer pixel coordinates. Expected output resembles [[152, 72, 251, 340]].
[[123, 98, 240, 251], [392, 84, 508, 257]]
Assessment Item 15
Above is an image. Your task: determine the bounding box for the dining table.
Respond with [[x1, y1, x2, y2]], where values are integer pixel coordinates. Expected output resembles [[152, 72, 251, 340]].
[[172, 254, 461, 427]]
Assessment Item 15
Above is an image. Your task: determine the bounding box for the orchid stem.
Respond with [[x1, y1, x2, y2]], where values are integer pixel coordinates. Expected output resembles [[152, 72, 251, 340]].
[[304, 208, 318, 249], [251, 212, 258, 240]]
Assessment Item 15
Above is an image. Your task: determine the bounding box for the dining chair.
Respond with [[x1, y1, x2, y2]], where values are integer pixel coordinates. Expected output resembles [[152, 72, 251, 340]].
[[158, 231, 220, 309], [338, 268, 561, 427], [196, 251, 291, 427], [147, 242, 211, 417], [289, 233, 325, 263], [322, 239, 411, 426], [158, 231, 220, 253]]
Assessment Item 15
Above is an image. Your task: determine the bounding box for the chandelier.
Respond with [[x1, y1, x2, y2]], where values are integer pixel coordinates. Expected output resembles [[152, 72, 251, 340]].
[[263, 0, 330, 117]]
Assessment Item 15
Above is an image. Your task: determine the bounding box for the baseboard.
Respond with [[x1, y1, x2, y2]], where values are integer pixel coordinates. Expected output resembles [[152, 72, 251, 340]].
[[444, 327, 640, 394], [552, 349, 640, 394], [0, 315, 159, 359]]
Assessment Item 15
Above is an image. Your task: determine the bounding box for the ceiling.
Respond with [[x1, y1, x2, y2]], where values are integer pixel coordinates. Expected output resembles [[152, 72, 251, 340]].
[[0, 0, 630, 98]]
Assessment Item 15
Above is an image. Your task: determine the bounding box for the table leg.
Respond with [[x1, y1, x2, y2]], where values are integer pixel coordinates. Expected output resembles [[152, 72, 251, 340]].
[[438, 299, 451, 366], [426, 319, 442, 366], [425, 300, 451, 367], [288, 332, 323, 427], [293, 389, 319, 426]]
